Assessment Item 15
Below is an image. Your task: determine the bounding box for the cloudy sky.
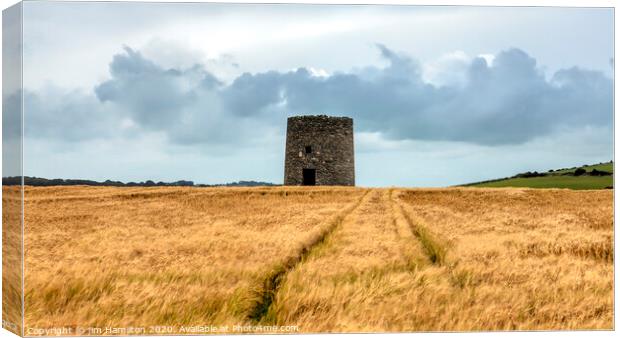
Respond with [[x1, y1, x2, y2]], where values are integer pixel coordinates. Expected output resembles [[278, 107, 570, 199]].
[[8, 2, 615, 186]]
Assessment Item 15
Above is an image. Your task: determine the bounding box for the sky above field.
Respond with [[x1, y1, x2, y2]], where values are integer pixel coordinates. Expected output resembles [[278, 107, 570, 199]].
[[8, 2, 614, 187]]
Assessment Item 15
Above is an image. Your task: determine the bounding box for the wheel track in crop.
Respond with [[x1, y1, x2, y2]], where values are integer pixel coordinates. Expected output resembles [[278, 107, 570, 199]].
[[389, 190, 448, 266], [390, 190, 476, 291], [246, 189, 373, 323], [247, 189, 450, 325]]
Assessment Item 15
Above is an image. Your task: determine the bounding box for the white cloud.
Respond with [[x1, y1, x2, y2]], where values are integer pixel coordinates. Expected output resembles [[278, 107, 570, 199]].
[[477, 53, 495, 66], [422, 50, 471, 87], [308, 67, 331, 78]]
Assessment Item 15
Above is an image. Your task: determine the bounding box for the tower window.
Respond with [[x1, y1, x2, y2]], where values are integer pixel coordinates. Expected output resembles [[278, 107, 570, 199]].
[[305, 146, 312, 154]]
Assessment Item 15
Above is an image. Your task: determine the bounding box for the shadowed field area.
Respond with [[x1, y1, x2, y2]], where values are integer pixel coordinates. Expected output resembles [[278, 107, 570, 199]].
[[17, 186, 613, 333]]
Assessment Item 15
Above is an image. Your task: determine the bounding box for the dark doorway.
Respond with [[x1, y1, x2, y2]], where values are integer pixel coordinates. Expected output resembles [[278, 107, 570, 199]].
[[302, 169, 316, 186]]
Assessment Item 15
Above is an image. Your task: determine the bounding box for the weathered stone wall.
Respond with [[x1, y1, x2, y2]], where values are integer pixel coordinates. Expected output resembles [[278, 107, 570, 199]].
[[284, 115, 355, 186]]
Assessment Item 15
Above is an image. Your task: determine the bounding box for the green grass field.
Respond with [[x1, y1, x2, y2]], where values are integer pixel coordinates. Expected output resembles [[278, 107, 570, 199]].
[[469, 161, 613, 190], [474, 175, 613, 190], [551, 162, 614, 174]]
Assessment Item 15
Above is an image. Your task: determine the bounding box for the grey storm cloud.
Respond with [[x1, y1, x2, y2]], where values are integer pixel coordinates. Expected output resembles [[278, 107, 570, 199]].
[[24, 44, 613, 147], [2, 91, 22, 141], [95, 46, 222, 129], [221, 45, 612, 145]]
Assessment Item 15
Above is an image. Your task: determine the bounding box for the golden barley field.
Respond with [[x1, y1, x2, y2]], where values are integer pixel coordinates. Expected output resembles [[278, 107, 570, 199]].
[[6, 185, 614, 334], [2, 186, 22, 336]]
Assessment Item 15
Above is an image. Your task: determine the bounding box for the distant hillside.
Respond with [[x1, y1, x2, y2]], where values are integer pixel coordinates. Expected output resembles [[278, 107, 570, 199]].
[[2, 176, 278, 187], [463, 161, 613, 190]]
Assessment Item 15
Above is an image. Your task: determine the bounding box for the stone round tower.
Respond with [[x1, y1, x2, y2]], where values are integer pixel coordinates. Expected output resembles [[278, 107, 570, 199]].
[[284, 115, 355, 186]]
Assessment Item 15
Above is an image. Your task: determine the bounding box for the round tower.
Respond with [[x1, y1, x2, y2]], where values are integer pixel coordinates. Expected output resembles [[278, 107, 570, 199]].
[[284, 115, 355, 186]]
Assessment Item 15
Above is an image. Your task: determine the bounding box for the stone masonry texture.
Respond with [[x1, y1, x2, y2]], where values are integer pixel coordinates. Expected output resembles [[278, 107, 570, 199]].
[[284, 115, 355, 186]]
